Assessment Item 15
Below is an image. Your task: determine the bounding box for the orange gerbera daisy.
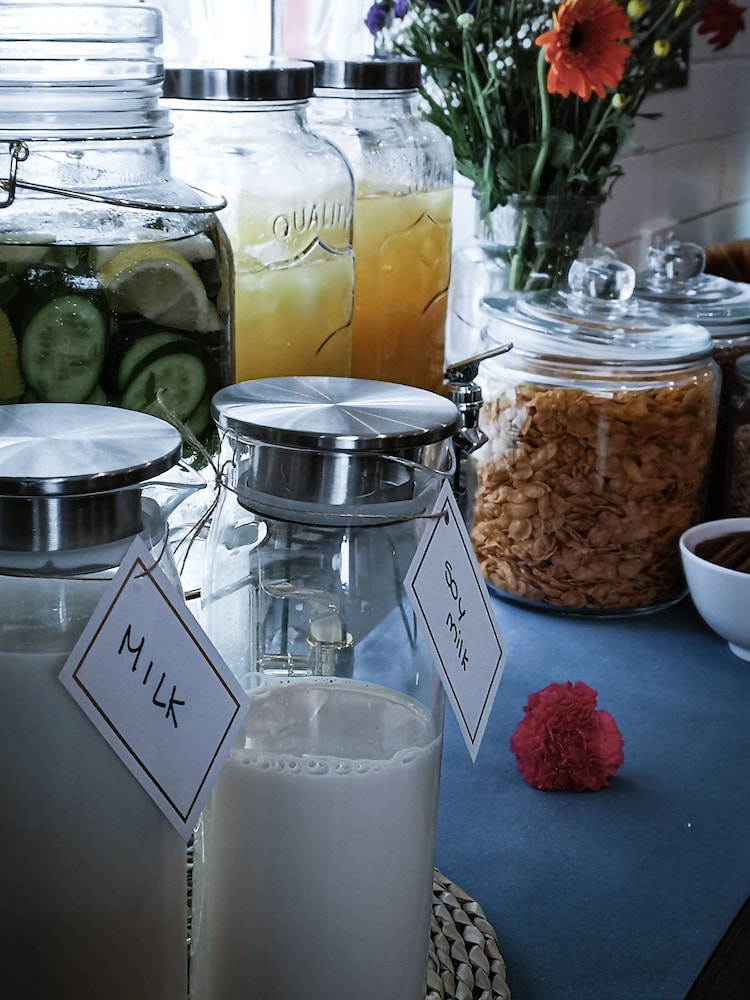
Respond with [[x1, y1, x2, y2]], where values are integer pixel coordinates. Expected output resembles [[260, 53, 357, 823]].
[[535, 0, 633, 102]]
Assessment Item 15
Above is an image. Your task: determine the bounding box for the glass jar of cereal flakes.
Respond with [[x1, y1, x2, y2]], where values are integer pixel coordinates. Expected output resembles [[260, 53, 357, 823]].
[[472, 256, 720, 615]]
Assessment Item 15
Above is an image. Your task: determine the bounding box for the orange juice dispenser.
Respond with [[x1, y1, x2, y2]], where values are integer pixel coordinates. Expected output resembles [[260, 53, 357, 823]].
[[310, 58, 454, 394]]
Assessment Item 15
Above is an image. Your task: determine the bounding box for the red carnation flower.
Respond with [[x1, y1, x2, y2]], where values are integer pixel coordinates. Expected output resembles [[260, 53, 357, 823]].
[[510, 681, 624, 792], [698, 0, 746, 51]]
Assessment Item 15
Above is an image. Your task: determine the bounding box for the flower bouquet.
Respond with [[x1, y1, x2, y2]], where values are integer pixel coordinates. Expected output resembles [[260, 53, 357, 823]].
[[365, 0, 746, 290]]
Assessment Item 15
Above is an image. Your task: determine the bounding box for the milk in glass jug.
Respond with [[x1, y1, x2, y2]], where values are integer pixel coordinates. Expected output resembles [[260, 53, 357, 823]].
[[194, 376, 461, 1000], [0, 403, 191, 1000]]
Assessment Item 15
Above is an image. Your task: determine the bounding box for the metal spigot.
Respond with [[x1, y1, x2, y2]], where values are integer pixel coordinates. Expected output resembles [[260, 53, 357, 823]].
[[444, 343, 513, 517]]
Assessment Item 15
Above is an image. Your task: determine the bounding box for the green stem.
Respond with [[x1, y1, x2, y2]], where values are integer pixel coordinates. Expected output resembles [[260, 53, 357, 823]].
[[509, 48, 551, 289], [528, 47, 552, 199], [573, 99, 615, 179]]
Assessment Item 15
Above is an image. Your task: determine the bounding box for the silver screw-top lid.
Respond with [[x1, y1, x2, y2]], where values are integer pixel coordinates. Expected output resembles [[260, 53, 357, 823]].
[[311, 58, 422, 92], [0, 404, 181, 552], [163, 61, 315, 103], [212, 377, 460, 516]]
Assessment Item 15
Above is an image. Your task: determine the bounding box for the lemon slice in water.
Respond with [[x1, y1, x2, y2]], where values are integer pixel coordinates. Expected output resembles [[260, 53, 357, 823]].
[[99, 244, 221, 333]]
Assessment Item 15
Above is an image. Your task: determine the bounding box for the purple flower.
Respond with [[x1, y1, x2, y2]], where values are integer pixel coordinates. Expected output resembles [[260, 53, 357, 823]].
[[394, 0, 410, 15], [365, 2, 389, 35]]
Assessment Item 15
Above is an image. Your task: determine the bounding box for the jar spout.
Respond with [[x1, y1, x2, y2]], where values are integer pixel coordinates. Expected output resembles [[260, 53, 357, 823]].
[[144, 459, 207, 521]]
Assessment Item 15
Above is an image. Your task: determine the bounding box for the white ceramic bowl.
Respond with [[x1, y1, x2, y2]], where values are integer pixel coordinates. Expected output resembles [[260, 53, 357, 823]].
[[680, 517, 750, 661]]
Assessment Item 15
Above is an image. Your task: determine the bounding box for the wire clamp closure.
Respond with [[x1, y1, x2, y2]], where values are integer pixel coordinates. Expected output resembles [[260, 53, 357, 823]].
[[0, 139, 227, 213], [0, 141, 29, 209]]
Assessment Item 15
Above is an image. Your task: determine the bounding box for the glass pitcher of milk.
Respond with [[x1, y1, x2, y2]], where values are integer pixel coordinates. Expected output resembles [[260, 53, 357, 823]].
[[0, 403, 196, 1000], [196, 376, 461, 1000]]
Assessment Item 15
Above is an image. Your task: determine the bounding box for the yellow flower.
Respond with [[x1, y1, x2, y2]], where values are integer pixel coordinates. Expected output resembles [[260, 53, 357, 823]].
[[627, 1, 647, 17], [612, 92, 627, 109], [653, 39, 671, 56]]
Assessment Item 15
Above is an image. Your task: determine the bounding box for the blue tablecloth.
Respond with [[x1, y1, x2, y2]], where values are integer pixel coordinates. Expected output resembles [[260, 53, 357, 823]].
[[435, 596, 750, 1000]]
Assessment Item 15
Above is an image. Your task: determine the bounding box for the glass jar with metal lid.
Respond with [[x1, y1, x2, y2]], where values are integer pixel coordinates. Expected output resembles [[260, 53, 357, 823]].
[[162, 61, 355, 384], [637, 240, 750, 517], [0, 403, 188, 1000], [196, 376, 459, 1000], [472, 257, 720, 615], [0, 4, 233, 468], [309, 57, 454, 395]]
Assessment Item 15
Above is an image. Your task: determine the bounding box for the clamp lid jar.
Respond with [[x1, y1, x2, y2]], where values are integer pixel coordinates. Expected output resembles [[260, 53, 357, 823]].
[[0, 4, 233, 472], [471, 257, 720, 615]]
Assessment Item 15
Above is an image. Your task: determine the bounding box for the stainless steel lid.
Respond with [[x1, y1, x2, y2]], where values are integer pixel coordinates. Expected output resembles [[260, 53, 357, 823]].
[[311, 58, 422, 92], [481, 256, 714, 365], [212, 377, 460, 515], [163, 61, 315, 102], [636, 241, 750, 333], [0, 404, 181, 551]]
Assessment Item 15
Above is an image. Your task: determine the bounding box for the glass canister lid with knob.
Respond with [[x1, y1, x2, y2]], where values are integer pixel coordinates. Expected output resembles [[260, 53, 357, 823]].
[[470, 256, 720, 615], [0, 403, 190, 1000]]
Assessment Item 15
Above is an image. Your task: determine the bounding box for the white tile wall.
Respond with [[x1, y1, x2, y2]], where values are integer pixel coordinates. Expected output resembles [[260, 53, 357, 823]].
[[600, 29, 750, 268]]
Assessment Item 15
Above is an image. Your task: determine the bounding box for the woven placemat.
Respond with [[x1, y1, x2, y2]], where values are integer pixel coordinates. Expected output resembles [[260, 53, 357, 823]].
[[188, 847, 510, 999], [428, 869, 511, 1000]]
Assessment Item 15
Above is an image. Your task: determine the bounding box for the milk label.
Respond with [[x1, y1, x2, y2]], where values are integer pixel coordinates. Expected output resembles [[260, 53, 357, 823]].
[[58, 535, 248, 839]]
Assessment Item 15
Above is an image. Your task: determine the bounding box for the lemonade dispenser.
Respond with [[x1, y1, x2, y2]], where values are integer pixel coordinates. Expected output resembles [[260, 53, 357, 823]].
[[0, 403, 189, 1000], [194, 376, 461, 1000], [163, 61, 356, 383]]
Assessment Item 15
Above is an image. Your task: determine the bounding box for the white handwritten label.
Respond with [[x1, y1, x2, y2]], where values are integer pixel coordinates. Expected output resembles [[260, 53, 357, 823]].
[[405, 480, 506, 761], [58, 536, 248, 841]]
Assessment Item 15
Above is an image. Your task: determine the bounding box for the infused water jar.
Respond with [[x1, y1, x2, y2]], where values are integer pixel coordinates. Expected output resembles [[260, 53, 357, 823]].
[[163, 62, 355, 382], [0, 403, 188, 1000], [0, 4, 233, 466], [196, 376, 460, 1000], [310, 58, 454, 394], [472, 257, 720, 615]]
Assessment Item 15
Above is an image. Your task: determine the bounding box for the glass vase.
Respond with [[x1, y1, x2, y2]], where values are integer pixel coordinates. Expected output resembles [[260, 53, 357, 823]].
[[447, 191, 603, 363]]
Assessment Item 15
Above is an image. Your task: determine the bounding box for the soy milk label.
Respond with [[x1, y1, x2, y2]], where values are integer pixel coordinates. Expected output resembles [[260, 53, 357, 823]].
[[405, 480, 506, 761], [58, 536, 248, 840]]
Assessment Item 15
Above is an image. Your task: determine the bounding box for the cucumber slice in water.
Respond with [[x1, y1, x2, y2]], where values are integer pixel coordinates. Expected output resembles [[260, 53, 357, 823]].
[[118, 331, 195, 390], [20, 294, 106, 403], [121, 350, 207, 422]]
